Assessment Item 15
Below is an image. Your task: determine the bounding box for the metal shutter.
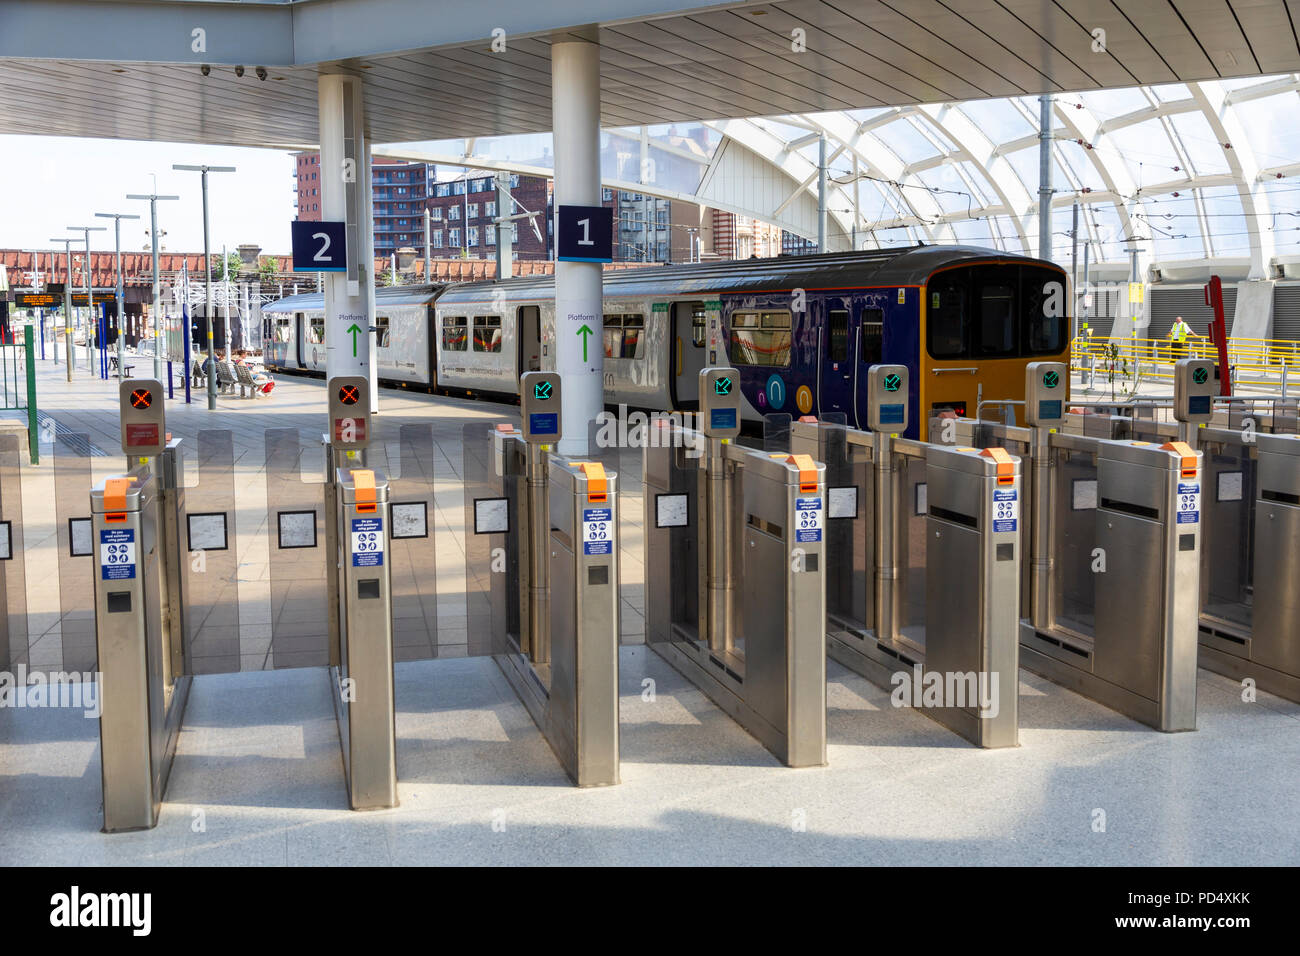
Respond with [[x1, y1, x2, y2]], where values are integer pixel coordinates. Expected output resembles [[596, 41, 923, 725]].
[[1149, 286, 1233, 339], [1273, 284, 1300, 341]]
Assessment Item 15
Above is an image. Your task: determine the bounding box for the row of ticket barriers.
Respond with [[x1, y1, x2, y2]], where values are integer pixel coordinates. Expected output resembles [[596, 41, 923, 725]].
[[87, 360, 1299, 831]]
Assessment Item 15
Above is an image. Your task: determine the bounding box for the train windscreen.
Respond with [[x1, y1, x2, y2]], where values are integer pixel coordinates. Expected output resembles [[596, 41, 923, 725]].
[[926, 264, 1067, 360]]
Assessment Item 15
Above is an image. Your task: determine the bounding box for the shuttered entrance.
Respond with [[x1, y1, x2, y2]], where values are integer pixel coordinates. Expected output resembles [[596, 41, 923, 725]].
[[1148, 285, 1236, 339], [1273, 284, 1300, 341]]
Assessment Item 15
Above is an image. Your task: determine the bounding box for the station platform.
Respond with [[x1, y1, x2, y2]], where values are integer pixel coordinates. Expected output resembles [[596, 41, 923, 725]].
[[1, 361, 1298, 866]]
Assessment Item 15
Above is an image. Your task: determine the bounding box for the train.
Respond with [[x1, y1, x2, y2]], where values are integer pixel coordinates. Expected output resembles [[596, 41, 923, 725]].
[[262, 245, 1071, 439]]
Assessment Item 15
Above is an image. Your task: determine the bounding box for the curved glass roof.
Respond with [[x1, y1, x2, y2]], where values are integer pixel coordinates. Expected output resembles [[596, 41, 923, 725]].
[[388, 72, 1300, 276]]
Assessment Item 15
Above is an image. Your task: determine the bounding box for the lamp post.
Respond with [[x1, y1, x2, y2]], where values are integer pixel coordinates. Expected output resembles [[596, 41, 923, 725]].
[[173, 164, 235, 409], [127, 191, 179, 380], [67, 226, 107, 375], [94, 212, 140, 381], [48, 238, 77, 381]]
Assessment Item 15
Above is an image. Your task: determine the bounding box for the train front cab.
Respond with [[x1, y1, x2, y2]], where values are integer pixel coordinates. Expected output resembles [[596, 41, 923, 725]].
[[919, 261, 1070, 438]]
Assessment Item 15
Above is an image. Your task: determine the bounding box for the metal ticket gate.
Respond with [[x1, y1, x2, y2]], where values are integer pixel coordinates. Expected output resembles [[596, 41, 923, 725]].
[[1196, 428, 1300, 702], [479, 371, 620, 787], [644, 368, 827, 767], [790, 371, 1021, 749], [324, 376, 398, 809], [92, 379, 191, 832]]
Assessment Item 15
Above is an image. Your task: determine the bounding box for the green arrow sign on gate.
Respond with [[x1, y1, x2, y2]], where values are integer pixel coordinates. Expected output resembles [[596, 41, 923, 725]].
[[534, 380, 552, 400], [1193, 367, 1209, 385], [1043, 370, 1060, 389], [883, 373, 901, 392], [714, 376, 732, 396]]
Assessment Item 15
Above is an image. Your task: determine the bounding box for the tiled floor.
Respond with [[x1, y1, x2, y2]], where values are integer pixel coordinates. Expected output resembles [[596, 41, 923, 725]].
[[1, 360, 1297, 865]]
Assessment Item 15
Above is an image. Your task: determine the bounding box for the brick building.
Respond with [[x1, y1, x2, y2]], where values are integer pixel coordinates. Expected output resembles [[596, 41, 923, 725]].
[[295, 153, 432, 257], [426, 172, 553, 261]]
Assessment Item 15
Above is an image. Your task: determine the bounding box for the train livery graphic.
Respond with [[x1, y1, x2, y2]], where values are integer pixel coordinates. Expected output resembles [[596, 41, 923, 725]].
[[262, 246, 1071, 439]]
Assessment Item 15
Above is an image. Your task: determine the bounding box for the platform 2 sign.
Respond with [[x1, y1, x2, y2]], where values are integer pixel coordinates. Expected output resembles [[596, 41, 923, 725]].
[[292, 220, 347, 272], [350, 517, 384, 567], [557, 205, 613, 263], [100, 528, 136, 580]]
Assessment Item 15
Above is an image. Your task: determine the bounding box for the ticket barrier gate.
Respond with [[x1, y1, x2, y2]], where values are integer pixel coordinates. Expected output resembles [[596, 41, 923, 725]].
[[1194, 428, 1300, 702], [323, 376, 398, 809], [92, 380, 191, 832], [643, 400, 827, 767], [939, 364, 1204, 731], [790, 416, 1022, 749], [484, 373, 620, 786]]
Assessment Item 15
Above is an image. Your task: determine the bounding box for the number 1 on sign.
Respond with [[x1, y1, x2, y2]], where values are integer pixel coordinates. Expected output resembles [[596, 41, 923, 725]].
[[577, 218, 593, 246]]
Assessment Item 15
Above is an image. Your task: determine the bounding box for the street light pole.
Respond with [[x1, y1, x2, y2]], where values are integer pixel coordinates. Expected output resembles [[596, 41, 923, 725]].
[[95, 212, 140, 381], [67, 226, 106, 376], [127, 191, 179, 380], [173, 164, 235, 409], [48, 238, 77, 381]]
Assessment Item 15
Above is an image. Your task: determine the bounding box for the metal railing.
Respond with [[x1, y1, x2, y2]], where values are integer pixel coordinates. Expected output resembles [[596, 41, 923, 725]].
[[1071, 335, 1300, 391], [0, 326, 38, 464]]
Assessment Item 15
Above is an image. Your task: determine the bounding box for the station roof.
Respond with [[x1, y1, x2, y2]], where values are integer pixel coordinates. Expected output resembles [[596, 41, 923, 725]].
[[2, 0, 1299, 147]]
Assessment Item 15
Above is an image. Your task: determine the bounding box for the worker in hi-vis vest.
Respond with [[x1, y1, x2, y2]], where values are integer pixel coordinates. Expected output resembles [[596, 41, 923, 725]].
[[1167, 315, 1200, 360]]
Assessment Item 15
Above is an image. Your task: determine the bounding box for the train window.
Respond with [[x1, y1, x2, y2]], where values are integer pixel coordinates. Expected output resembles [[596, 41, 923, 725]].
[[927, 282, 966, 358], [602, 315, 623, 359], [275, 317, 292, 343], [975, 284, 1016, 357], [1023, 270, 1066, 354], [691, 304, 706, 347], [308, 317, 325, 344], [472, 315, 502, 353], [375, 315, 391, 349], [730, 310, 791, 367], [827, 309, 849, 362], [602, 314, 644, 359], [860, 308, 883, 365], [442, 315, 468, 352]]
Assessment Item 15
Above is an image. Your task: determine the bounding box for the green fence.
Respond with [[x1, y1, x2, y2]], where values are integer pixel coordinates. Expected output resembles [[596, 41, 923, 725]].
[[0, 326, 39, 464]]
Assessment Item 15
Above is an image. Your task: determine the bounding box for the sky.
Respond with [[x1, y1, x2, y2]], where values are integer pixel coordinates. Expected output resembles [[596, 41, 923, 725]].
[[0, 135, 297, 256]]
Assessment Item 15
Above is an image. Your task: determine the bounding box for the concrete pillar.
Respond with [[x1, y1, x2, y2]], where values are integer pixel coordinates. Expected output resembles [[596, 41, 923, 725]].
[[318, 73, 376, 410], [552, 40, 603, 457]]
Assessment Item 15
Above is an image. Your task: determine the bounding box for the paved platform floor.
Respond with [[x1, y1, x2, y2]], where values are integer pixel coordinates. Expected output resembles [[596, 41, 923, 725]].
[[1, 650, 1296, 866]]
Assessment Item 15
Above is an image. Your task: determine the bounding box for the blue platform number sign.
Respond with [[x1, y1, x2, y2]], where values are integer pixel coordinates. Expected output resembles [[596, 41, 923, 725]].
[[765, 373, 786, 410], [557, 205, 613, 263], [582, 508, 613, 555], [350, 517, 384, 567], [1177, 483, 1200, 524], [99, 528, 136, 580], [292, 220, 347, 273]]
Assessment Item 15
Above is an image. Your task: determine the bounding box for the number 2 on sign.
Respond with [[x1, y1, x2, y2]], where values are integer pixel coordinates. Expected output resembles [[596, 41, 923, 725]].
[[312, 232, 331, 262]]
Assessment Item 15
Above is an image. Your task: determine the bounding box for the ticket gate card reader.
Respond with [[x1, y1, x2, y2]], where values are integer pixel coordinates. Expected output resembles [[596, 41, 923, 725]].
[[325, 375, 372, 664], [518, 370, 562, 664], [700, 367, 742, 440], [1025, 362, 1067, 429], [866, 365, 909, 434], [92, 469, 191, 831], [120, 378, 167, 458], [521, 370, 562, 444], [330, 467, 398, 810], [329, 375, 371, 453], [1025, 362, 1066, 630], [1174, 358, 1216, 443]]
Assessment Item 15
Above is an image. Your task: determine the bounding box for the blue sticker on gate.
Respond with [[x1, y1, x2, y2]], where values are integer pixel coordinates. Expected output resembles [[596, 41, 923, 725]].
[[1176, 482, 1200, 524], [795, 497, 822, 543], [351, 517, 385, 567], [993, 488, 1018, 533], [583, 508, 613, 555], [766, 373, 786, 410], [100, 528, 136, 580]]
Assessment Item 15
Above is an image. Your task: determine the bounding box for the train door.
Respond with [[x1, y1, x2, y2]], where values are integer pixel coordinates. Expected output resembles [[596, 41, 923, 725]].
[[923, 275, 976, 432], [294, 312, 305, 368], [817, 299, 856, 417], [517, 305, 541, 376], [671, 300, 707, 408]]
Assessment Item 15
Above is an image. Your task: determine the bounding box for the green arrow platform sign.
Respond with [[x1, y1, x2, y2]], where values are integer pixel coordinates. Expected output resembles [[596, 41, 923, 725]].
[[534, 381, 552, 400]]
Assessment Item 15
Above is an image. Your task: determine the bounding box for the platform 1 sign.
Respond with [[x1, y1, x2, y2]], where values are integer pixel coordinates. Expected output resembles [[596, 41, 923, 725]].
[[557, 205, 613, 263], [292, 220, 347, 272]]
